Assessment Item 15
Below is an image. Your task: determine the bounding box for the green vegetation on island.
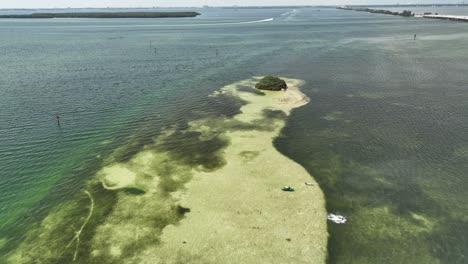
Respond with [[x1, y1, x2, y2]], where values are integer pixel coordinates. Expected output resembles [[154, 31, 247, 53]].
[[0, 12, 201, 19], [337, 7, 414, 17], [255, 76, 288, 91]]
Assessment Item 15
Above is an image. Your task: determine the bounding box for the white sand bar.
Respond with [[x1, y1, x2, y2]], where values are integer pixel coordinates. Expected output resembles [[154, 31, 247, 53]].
[[6, 78, 327, 263], [147, 78, 328, 263]]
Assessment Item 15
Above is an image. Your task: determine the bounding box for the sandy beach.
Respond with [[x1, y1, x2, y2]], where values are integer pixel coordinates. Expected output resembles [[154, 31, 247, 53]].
[[146, 78, 328, 263], [94, 77, 328, 263]]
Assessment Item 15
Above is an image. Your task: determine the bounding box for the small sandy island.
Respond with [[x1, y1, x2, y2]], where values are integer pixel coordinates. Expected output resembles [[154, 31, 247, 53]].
[[142, 77, 328, 263], [7, 77, 327, 264]]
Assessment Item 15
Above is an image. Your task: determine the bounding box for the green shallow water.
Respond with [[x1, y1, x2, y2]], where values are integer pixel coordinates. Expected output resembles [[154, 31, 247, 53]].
[[1, 7, 467, 263]]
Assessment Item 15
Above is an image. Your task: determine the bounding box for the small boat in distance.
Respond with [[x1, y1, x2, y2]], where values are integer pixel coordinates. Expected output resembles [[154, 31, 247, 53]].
[[281, 186, 295, 192]]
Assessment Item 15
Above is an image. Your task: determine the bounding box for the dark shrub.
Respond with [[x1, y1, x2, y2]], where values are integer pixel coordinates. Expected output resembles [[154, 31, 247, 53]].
[[255, 76, 288, 91]]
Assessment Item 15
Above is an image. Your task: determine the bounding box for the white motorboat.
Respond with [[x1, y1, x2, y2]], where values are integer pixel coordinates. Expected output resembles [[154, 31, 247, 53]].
[[327, 213, 347, 224]]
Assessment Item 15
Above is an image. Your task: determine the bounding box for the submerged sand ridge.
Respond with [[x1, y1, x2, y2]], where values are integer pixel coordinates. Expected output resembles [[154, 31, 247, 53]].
[[6, 77, 327, 264]]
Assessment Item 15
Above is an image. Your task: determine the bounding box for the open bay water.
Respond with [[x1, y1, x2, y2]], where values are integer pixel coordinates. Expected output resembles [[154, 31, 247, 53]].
[[0, 7, 467, 263]]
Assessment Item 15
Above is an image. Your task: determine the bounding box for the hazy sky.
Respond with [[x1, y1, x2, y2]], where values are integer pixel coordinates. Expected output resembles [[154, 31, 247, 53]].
[[0, 0, 459, 9]]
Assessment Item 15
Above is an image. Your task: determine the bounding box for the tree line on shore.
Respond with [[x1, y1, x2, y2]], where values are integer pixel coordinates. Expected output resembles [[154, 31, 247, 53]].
[[0, 12, 201, 18]]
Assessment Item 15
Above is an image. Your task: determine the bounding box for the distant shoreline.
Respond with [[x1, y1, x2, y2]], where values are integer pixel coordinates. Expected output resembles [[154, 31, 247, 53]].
[[0, 12, 201, 18], [337, 6, 468, 22], [337, 6, 414, 18], [1, 4, 468, 10]]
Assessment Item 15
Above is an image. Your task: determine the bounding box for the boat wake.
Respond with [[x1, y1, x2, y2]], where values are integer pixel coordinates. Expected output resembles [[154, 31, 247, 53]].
[[231, 18, 274, 24], [155, 17, 274, 26], [281, 10, 297, 16], [280, 10, 298, 21], [38, 18, 275, 29]]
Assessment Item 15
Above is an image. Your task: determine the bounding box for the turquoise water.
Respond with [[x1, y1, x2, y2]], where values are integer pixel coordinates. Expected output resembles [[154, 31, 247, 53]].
[[1, 7, 467, 263]]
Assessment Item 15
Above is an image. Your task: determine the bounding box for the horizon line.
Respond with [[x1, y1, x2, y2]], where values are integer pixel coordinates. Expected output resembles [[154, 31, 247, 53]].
[[1, 3, 467, 10]]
